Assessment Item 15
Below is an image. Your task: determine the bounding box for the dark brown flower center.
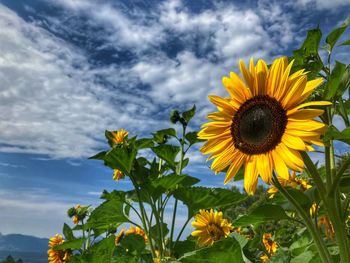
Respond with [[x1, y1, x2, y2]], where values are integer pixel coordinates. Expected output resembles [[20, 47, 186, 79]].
[[207, 224, 225, 241], [231, 95, 287, 155]]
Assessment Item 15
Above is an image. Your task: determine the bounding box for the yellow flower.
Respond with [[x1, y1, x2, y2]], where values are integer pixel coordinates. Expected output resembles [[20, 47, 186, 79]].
[[110, 128, 128, 144], [261, 253, 269, 263], [48, 234, 71, 263], [262, 233, 278, 255], [72, 215, 79, 225], [74, 204, 81, 209], [198, 57, 330, 194], [267, 172, 312, 198], [191, 209, 233, 247], [310, 203, 318, 217], [113, 169, 125, 181]]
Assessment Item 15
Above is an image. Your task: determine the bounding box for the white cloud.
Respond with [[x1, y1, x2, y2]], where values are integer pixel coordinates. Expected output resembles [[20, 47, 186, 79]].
[[297, 0, 350, 9]]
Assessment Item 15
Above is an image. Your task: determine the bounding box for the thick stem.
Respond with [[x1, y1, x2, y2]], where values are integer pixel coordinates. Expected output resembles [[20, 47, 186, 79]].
[[272, 173, 333, 263]]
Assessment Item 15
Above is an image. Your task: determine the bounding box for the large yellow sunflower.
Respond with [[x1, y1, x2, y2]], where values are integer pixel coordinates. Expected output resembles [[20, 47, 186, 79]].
[[191, 209, 232, 247], [198, 57, 331, 194]]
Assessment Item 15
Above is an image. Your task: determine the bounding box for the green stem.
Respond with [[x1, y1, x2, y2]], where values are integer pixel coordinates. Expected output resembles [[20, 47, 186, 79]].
[[169, 198, 178, 250], [272, 173, 333, 263], [328, 156, 350, 196]]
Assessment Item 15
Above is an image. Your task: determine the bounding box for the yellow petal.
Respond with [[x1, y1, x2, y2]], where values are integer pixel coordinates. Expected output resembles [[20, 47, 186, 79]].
[[282, 133, 307, 151], [224, 152, 246, 184], [272, 149, 289, 180], [244, 156, 259, 195], [276, 144, 304, 171], [287, 109, 324, 119]]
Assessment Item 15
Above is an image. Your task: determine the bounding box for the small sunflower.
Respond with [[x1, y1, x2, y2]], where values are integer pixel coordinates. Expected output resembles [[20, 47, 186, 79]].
[[267, 172, 312, 198], [199, 57, 330, 194], [260, 253, 269, 263], [48, 234, 71, 263], [115, 228, 126, 245], [72, 215, 79, 225], [262, 233, 278, 256], [110, 128, 128, 144], [191, 209, 232, 247], [113, 169, 125, 181]]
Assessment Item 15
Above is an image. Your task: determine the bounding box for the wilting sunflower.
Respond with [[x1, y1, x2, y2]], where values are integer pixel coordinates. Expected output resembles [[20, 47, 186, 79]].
[[115, 226, 148, 245], [262, 233, 278, 255], [199, 57, 330, 194], [191, 209, 232, 247], [267, 171, 312, 198], [113, 169, 125, 181], [48, 234, 71, 263]]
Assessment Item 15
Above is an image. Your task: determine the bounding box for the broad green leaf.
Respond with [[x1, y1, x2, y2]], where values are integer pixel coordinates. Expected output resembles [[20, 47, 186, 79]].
[[182, 105, 196, 124], [291, 251, 317, 263], [285, 188, 312, 211], [185, 131, 204, 145], [63, 223, 75, 241], [233, 205, 289, 226], [291, 28, 323, 79], [269, 249, 291, 263], [81, 236, 116, 263], [173, 187, 246, 217], [102, 144, 137, 175], [324, 61, 346, 100], [336, 64, 350, 99], [290, 233, 312, 257], [179, 236, 245, 263], [53, 237, 85, 250], [153, 128, 177, 144], [326, 16, 350, 52], [119, 234, 146, 254], [323, 126, 350, 144], [151, 144, 180, 169], [173, 238, 196, 258], [135, 138, 154, 149], [89, 151, 107, 160], [149, 223, 169, 244], [85, 198, 127, 233]]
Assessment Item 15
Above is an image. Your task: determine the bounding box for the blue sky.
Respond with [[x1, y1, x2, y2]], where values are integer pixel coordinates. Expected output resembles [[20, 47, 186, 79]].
[[0, 0, 349, 238]]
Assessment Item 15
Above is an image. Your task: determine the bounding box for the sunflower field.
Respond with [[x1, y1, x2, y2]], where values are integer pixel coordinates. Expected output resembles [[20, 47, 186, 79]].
[[48, 18, 350, 263]]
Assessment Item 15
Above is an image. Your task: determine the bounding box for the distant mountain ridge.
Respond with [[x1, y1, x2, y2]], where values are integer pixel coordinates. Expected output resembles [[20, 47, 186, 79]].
[[0, 233, 48, 263], [0, 233, 48, 252]]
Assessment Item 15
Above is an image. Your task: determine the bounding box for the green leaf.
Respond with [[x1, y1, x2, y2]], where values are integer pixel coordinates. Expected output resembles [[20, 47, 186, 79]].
[[102, 144, 137, 175], [324, 61, 346, 100], [153, 128, 177, 144], [269, 249, 291, 263], [323, 126, 350, 144], [89, 151, 107, 160], [174, 187, 246, 217], [185, 131, 204, 146], [340, 176, 350, 193], [179, 236, 245, 263], [85, 198, 128, 234], [326, 16, 350, 52], [173, 238, 196, 258], [119, 234, 146, 254], [291, 251, 318, 263], [285, 188, 312, 211], [53, 237, 85, 250], [182, 105, 196, 124], [151, 144, 180, 169], [291, 28, 323, 79], [135, 138, 154, 149], [81, 236, 116, 263], [336, 64, 350, 100], [63, 223, 75, 241], [233, 205, 289, 226], [149, 223, 169, 244], [339, 39, 350, 46]]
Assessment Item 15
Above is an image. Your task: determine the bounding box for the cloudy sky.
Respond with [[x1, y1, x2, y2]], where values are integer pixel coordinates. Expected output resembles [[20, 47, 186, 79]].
[[0, 0, 349, 239]]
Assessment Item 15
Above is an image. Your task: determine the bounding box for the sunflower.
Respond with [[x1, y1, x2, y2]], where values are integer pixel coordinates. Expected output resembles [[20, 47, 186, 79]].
[[115, 228, 126, 245], [199, 57, 330, 194], [267, 171, 312, 198], [113, 169, 125, 181], [72, 215, 79, 225], [191, 209, 232, 247], [260, 253, 269, 263], [110, 128, 128, 144], [262, 233, 278, 255], [115, 226, 148, 245], [48, 234, 71, 263]]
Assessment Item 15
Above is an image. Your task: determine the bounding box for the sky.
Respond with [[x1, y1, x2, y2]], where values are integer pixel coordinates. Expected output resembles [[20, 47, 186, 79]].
[[0, 0, 349, 239]]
